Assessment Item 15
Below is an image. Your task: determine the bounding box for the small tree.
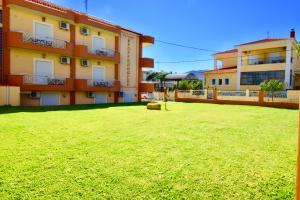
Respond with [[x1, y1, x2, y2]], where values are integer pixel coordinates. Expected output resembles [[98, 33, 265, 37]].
[[259, 80, 285, 101], [178, 80, 191, 90]]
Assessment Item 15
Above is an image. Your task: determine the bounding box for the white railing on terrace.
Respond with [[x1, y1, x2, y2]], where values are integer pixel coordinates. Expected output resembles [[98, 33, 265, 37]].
[[87, 79, 115, 87], [89, 48, 118, 57], [22, 32, 67, 49], [23, 74, 67, 85]]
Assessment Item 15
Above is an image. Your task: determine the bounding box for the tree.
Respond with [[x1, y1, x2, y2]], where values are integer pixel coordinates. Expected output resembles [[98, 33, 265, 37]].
[[178, 80, 191, 90], [146, 71, 171, 86], [178, 80, 203, 90], [259, 80, 285, 101]]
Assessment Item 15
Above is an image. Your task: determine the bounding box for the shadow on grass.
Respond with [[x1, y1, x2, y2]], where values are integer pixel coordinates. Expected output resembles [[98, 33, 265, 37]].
[[0, 102, 148, 114]]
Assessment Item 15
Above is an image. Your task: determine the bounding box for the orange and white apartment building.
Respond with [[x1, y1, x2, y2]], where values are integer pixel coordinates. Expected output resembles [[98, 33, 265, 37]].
[[0, 0, 155, 106], [204, 30, 300, 91]]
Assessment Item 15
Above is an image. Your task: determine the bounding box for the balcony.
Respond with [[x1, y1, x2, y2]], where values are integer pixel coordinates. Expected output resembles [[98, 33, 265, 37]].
[[75, 45, 120, 63], [7, 74, 74, 91], [139, 82, 155, 92], [75, 79, 120, 92], [244, 56, 286, 66], [140, 35, 154, 47], [7, 31, 73, 55], [140, 58, 154, 68]]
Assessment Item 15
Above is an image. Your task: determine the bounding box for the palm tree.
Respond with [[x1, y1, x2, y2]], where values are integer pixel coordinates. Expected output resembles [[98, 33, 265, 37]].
[[146, 71, 171, 86]]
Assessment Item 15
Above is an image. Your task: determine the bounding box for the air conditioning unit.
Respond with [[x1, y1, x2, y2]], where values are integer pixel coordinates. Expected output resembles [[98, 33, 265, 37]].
[[80, 27, 89, 36], [29, 91, 41, 99], [60, 56, 70, 65], [59, 21, 70, 30], [87, 92, 95, 98], [80, 59, 90, 67]]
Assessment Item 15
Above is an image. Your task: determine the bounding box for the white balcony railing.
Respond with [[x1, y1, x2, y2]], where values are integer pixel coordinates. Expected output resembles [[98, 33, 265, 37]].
[[22, 32, 67, 49], [87, 79, 115, 87], [89, 48, 117, 57], [23, 75, 67, 85]]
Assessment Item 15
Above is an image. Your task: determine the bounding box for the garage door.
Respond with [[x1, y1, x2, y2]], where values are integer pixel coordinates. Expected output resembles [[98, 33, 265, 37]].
[[41, 93, 60, 106], [123, 92, 134, 103], [95, 93, 107, 104]]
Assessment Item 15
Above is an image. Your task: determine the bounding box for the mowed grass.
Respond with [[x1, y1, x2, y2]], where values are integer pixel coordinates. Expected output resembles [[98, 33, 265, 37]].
[[0, 102, 298, 199]]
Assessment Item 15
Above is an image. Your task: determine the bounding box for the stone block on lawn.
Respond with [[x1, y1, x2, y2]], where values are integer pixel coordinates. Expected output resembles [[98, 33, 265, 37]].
[[147, 103, 161, 110]]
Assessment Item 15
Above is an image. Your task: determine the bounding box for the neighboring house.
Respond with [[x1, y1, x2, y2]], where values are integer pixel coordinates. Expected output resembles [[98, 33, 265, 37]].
[[204, 29, 300, 90], [0, 0, 154, 106], [164, 72, 198, 88], [187, 70, 208, 79]]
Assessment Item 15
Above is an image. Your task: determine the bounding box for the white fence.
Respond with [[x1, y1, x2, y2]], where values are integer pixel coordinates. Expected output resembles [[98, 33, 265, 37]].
[[177, 89, 300, 104]]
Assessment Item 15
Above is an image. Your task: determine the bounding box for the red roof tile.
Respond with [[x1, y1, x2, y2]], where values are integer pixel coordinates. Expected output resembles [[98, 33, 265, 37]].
[[213, 49, 237, 55], [204, 66, 237, 74], [237, 38, 287, 46]]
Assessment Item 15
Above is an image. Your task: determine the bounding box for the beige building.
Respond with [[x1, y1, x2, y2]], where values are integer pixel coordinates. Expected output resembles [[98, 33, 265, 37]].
[[204, 30, 300, 91]]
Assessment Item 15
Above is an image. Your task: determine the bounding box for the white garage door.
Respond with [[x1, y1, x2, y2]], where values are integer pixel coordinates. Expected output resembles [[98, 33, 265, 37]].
[[123, 92, 134, 103], [95, 93, 107, 104], [41, 93, 60, 106]]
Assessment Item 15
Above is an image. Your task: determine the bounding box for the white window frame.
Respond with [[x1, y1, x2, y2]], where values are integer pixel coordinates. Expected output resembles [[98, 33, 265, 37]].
[[33, 58, 54, 78], [92, 35, 106, 51], [248, 54, 258, 65], [211, 78, 216, 85], [33, 20, 54, 41], [92, 66, 106, 81], [269, 52, 281, 63], [225, 78, 230, 85]]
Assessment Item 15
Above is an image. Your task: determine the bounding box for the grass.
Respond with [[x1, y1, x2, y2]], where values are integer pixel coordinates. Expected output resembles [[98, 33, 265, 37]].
[[0, 102, 298, 199]]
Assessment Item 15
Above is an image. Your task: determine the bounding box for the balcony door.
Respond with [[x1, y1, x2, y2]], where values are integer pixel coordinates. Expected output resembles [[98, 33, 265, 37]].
[[92, 67, 105, 81], [35, 59, 53, 84], [92, 36, 105, 52], [34, 21, 53, 42]]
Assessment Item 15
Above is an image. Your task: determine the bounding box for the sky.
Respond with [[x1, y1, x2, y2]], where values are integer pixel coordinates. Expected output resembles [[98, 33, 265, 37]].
[[48, 0, 300, 73]]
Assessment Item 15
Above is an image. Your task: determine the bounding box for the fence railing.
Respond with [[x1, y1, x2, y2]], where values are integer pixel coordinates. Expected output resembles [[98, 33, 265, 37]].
[[175, 89, 300, 104], [87, 79, 115, 87], [89, 48, 118, 57], [23, 75, 67, 85], [245, 56, 286, 65], [22, 32, 67, 49]]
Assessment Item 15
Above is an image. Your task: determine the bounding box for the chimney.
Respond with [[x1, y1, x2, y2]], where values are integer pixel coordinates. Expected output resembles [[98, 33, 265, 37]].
[[290, 28, 295, 39]]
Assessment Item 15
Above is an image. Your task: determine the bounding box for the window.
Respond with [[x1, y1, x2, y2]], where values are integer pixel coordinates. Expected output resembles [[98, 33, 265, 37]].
[[211, 78, 216, 85], [240, 70, 285, 85], [218, 79, 222, 85], [269, 52, 281, 63], [248, 54, 258, 65], [225, 78, 229, 85]]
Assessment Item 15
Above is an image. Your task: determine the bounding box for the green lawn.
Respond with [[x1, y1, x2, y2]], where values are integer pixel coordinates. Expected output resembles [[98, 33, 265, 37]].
[[0, 102, 298, 199]]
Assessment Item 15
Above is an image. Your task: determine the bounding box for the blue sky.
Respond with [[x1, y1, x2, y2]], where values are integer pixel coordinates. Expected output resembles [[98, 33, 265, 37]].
[[48, 0, 300, 73]]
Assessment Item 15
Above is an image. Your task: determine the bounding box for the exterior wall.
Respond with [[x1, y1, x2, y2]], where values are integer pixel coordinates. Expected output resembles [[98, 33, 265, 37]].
[[204, 72, 237, 90], [241, 63, 285, 72], [10, 48, 70, 77], [0, 85, 20, 106], [75, 59, 114, 80], [215, 52, 237, 68], [10, 7, 70, 42], [20, 92, 70, 106], [240, 85, 260, 90], [75, 26, 116, 50], [75, 91, 114, 104], [120, 30, 139, 101]]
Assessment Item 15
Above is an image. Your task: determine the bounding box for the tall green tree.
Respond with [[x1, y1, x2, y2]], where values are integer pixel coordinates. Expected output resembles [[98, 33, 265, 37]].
[[260, 80, 285, 101]]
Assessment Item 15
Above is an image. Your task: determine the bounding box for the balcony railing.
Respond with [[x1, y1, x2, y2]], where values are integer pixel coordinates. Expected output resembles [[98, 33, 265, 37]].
[[23, 75, 67, 85], [245, 56, 286, 65], [87, 79, 116, 87], [89, 48, 117, 57], [22, 32, 67, 49]]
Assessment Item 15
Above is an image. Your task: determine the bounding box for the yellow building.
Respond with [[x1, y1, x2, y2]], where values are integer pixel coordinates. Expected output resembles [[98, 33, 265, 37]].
[[0, 0, 155, 106], [204, 30, 300, 91]]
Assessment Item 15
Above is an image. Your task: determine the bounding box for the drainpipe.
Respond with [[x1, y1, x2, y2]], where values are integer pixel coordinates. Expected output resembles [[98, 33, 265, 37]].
[[6, 85, 9, 105]]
